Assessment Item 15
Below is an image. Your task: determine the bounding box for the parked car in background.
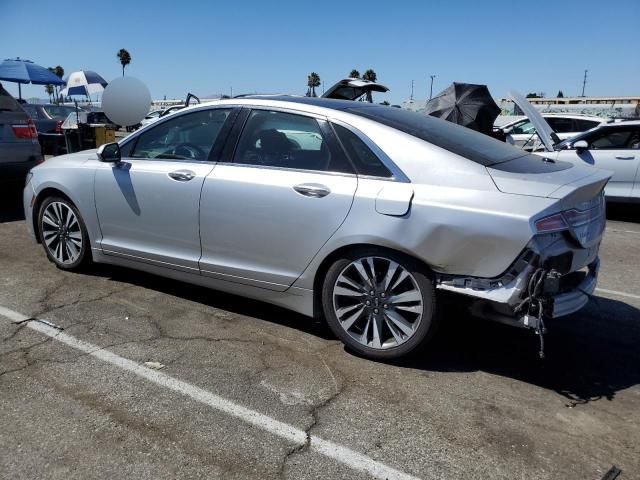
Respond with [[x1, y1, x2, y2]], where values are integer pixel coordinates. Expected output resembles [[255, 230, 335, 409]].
[[139, 109, 163, 127], [0, 83, 42, 186], [25, 97, 610, 360], [498, 113, 605, 150], [22, 103, 82, 155], [509, 91, 640, 202]]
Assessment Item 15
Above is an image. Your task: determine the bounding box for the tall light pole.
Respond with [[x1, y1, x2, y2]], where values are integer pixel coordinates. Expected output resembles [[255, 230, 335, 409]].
[[581, 69, 588, 97], [429, 75, 436, 100], [410, 80, 414, 101]]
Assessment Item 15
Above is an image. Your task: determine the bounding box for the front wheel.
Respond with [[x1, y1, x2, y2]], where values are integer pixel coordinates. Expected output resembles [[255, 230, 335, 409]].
[[38, 196, 91, 271], [322, 250, 438, 360]]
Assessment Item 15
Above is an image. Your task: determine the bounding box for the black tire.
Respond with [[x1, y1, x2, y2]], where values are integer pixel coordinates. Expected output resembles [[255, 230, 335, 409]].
[[321, 248, 438, 360], [37, 196, 91, 271]]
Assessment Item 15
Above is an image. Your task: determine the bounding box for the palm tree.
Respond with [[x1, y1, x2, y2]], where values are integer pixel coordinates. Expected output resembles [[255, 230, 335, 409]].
[[117, 48, 132, 76], [47, 67, 59, 103], [54, 65, 64, 104], [307, 72, 321, 97], [349, 69, 360, 79], [44, 84, 54, 103], [362, 69, 377, 102]]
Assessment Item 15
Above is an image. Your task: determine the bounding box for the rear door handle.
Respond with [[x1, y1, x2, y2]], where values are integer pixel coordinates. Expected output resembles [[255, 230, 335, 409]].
[[293, 183, 331, 198], [615, 155, 635, 160], [168, 169, 196, 181]]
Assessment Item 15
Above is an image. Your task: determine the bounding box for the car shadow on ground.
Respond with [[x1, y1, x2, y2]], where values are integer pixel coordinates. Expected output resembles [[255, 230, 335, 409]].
[[90, 264, 640, 406], [606, 201, 640, 223], [405, 296, 640, 406], [0, 187, 26, 223]]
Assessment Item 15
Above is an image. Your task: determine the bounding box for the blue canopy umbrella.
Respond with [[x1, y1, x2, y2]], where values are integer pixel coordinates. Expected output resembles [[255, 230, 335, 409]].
[[0, 57, 66, 99]]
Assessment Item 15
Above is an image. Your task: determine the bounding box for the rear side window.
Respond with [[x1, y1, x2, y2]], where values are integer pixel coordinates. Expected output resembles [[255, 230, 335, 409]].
[[333, 124, 392, 178]]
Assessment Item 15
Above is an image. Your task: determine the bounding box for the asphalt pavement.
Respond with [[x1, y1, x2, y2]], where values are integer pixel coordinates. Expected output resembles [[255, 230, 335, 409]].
[[1, 186, 639, 479]]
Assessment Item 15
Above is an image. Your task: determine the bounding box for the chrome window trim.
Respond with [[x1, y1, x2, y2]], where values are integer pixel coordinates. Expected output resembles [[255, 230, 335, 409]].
[[214, 161, 358, 179], [328, 117, 410, 183]]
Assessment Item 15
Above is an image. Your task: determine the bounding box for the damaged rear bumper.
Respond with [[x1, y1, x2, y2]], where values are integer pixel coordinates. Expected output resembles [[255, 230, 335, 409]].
[[436, 239, 600, 327], [551, 259, 598, 317]]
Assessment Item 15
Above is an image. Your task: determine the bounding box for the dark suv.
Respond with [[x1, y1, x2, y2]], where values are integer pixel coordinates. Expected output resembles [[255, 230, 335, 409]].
[[0, 83, 43, 186]]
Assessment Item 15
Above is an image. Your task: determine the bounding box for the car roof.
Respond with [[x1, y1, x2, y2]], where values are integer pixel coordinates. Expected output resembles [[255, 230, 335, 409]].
[[540, 113, 605, 121]]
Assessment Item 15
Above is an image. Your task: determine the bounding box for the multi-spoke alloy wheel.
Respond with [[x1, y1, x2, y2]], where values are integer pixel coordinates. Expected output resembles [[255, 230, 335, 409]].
[[39, 198, 88, 269], [323, 251, 437, 359]]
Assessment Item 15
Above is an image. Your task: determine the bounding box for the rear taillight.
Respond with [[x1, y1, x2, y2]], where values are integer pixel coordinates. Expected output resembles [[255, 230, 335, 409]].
[[535, 213, 568, 233], [11, 118, 38, 142], [55, 120, 63, 133]]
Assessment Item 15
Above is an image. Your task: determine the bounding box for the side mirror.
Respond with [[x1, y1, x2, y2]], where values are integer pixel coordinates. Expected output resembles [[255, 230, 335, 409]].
[[572, 140, 589, 153], [97, 142, 121, 163]]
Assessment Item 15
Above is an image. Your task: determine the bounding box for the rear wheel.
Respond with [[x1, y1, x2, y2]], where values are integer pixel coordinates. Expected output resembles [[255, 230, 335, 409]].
[[38, 196, 90, 270], [322, 249, 437, 360]]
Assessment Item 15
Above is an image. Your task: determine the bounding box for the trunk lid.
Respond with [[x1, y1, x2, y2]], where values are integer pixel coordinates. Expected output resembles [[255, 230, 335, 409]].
[[508, 90, 560, 152], [487, 154, 612, 199], [322, 78, 389, 101]]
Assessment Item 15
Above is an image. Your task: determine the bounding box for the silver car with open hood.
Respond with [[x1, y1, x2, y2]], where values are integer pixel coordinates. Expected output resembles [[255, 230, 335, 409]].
[[23, 96, 611, 359]]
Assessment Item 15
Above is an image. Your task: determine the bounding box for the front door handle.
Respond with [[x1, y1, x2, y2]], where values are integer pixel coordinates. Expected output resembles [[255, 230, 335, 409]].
[[615, 155, 635, 160], [168, 169, 196, 181], [293, 183, 331, 198]]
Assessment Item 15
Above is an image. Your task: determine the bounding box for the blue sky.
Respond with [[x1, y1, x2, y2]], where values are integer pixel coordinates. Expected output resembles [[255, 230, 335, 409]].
[[2, 0, 638, 104]]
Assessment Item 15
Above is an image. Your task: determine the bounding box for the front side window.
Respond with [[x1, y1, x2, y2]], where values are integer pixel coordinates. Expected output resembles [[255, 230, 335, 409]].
[[130, 109, 230, 161], [234, 110, 352, 173], [589, 128, 640, 150]]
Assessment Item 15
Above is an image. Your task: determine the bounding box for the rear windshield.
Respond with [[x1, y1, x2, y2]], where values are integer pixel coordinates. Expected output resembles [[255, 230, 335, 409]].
[[347, 105, 526, 166], [43, 105, 78, 118], [0, 84, 23, 113]]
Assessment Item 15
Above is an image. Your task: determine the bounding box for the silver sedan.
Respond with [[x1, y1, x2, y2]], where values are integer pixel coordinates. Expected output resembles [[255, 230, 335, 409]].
[[24, 97, 611, 359]]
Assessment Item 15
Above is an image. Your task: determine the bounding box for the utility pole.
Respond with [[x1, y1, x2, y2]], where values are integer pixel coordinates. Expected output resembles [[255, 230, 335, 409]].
[[410, 80, 414, 101], [230, 86, 233, 98], [581, 69, 588, 97], [429, 75, 436, 100]]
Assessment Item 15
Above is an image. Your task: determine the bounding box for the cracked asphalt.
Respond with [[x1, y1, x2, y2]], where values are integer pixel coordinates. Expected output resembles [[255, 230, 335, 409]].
[[1, 186, 639, 479]]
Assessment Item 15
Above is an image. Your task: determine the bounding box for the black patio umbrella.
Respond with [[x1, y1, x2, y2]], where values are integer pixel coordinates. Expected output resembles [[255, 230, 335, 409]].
[[424, 82, 500, 135]]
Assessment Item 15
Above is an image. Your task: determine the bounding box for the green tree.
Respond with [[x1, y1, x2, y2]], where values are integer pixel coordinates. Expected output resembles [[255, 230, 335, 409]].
[[362, 69, 377, 102], [557, 90, 564, 98], [117, 48, 132, 76], [54, 65, 64, 104], [349, 69, 360, 79], [44, 84, 54, 103], [526, 92, 539, 98], [307, 72, 320, 97], [47, 67, 59, 103]]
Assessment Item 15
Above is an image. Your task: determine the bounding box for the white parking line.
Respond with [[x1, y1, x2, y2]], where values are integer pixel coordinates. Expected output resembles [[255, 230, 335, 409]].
[[595, 288, 640, 301], [607, 229, 640, 235], [0, 306, 420, 480]]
